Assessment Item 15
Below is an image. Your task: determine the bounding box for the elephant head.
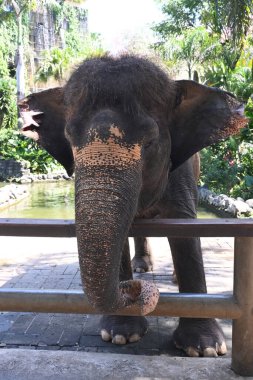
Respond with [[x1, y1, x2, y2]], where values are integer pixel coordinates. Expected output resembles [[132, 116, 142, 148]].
[[18, 55, 247, 314]]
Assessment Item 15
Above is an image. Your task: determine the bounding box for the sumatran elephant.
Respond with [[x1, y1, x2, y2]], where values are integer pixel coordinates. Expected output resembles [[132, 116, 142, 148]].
[[18, 55, 246, 357]]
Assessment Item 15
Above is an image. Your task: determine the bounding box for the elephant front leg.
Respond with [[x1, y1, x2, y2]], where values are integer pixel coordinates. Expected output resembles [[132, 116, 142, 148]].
[[131, 236, 153, 273], [169, 237, 227, 357], [100, 239, 148, 345]]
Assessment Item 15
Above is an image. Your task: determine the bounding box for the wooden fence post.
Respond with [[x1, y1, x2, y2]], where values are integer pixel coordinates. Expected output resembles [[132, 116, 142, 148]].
[[232, 237, 253, 376]]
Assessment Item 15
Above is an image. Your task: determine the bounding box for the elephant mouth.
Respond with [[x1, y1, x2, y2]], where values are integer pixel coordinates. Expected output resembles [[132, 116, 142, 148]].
[[233, 103, 248, 124], [18, 101, 43, 141]]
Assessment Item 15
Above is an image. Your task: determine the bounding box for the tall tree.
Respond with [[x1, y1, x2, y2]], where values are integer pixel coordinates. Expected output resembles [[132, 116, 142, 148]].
[[2, 1, 36, 99], [154, 0, 253, 69]]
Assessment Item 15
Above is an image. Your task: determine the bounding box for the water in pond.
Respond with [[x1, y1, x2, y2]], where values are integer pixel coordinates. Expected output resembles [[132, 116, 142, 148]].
[[0, 181, 74, 219], [0, 181, 218, 219]]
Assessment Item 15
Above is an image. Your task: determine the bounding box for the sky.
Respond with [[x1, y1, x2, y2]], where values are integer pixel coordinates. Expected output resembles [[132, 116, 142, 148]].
[[85, 0, 164, 53]]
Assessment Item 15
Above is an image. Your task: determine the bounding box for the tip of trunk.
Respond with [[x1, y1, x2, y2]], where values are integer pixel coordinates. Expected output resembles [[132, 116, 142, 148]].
[[87, 280, 160, 316]]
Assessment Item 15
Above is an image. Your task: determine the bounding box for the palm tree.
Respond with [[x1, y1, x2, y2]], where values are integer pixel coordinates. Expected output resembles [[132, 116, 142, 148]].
[[155, 0, 253, 70], [213, 0, 252, 43], [212, 0, 253, 69]]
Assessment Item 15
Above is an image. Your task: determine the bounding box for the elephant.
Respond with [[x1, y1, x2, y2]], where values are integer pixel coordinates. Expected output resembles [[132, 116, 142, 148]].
[[18, 54, 246, 357], [132, 153, 201, 275]]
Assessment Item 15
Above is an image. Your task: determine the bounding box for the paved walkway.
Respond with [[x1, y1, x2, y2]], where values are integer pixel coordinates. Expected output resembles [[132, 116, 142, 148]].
[[0, 236, 234, 356]]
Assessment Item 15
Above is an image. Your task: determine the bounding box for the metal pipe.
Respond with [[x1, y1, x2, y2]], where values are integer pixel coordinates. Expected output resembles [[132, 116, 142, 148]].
[[0, 288, 241, 319], [232, 237, 253, 376]]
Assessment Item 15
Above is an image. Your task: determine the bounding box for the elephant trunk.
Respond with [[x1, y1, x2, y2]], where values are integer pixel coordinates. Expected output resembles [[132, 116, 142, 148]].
[[74, 140, 159, 315], [75, 165, 138, 312]]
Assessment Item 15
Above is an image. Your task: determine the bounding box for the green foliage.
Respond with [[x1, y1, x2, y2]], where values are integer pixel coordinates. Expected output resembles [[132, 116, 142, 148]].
[[155, 27, 219, 79], [49, 1, 87, 37], [154, 0, 253, 70], [36, 3, 103, 83], [204, 63, 253, 99], [155, 0, 202, 37], [154, 1, 253, 200], [203, 0, 252, 47], [200, 38, 253, 199], [0, 76, 17, 129], [203, 37, 253, 101], [0, 1, 102, 175], [200, 98, 253, 199], [36, 47, 71, 82], [0, 51, 17, 129], [0, 18, 17, 59], [0, 129, 60, 173], [36, 34, 103, 83]]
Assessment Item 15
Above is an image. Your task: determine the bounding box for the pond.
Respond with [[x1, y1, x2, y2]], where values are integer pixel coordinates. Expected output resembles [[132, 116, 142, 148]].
[[0, 182, 74, 219], [0, 181, 218, 219]]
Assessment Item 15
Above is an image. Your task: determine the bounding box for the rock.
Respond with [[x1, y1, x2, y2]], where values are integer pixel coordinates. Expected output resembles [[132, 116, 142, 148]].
[[20, 177, 32, 184], [198, 188, 214, 202], [199, 186, 253, 218], [225, 203, 237, 216], [63, 174, 71, 180], [226, 200, 252, 217], [246, 199, 253, 208], [0, 184, 28, 208]]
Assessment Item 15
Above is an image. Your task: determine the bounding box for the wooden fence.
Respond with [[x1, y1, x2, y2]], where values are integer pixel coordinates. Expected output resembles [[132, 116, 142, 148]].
[[0, 217, 253, 376]]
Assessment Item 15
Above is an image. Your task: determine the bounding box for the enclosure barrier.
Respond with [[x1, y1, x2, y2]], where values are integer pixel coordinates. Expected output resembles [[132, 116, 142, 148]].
[[0, 217, 253, 376]]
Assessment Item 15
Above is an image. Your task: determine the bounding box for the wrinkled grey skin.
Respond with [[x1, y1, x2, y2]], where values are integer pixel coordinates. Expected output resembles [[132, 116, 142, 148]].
[[18, 55, 246, 357]]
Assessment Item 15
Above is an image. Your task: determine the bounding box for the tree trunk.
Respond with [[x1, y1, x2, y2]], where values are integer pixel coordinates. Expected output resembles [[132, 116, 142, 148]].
[[16, 12, 25, 100]]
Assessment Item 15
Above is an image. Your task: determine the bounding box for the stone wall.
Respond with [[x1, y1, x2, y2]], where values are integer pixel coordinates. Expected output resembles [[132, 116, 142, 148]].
[[0, 159, 30, 181], [199, 187, 253, 218], [0, 159, 71, 183]]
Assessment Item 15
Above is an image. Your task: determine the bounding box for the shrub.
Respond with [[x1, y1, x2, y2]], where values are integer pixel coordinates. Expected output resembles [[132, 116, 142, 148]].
[[0, 129, 61, 173], [0, 53, 17, 129], [200, 98, 253, 199]]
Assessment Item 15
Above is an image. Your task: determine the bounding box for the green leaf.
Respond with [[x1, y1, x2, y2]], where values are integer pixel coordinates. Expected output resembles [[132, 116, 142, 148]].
[[245, 175, 253, 187]]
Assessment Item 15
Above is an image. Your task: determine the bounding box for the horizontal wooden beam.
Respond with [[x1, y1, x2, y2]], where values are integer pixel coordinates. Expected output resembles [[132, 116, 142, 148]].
[[0, 288, 241, 319], [0, 218, 75, 237], [0, 218, 253, 237], [129, 218, 253, 237]]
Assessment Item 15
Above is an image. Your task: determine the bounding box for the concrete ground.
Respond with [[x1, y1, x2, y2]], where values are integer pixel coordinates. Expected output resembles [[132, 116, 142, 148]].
[[0, 235, 249, 379]]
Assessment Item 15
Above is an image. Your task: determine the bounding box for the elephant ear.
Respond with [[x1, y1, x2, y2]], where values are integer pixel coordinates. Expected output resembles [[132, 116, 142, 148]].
[[170, 80, 247, 170], [18, 87, 74, 176]]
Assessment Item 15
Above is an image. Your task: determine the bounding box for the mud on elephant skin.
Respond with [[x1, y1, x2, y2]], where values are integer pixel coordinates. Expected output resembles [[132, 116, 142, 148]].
[[18, 54, 247, 356]]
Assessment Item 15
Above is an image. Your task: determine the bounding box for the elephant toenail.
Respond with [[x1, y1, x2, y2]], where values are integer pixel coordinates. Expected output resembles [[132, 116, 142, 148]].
[[186, 347, 200, 357], [112, 335, 127, 345], [128, 333, 141, 343], [217, 341, 227, 355], [101, 329, 111, 341], [203, 347, 218, 357]]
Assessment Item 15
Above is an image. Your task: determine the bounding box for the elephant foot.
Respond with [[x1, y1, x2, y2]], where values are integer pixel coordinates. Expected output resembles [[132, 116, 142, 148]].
[[131, 255, 153, 273], [100, 315, 148, 345], [173, 318, 227, 357]]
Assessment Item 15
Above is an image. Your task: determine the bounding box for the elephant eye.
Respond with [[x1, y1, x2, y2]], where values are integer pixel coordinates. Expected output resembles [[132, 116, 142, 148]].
[[144, 140, 153, 149]]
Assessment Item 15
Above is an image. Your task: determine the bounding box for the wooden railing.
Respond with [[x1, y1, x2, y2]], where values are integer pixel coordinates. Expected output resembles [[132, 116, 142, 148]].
[[0, 217, 253, 376]]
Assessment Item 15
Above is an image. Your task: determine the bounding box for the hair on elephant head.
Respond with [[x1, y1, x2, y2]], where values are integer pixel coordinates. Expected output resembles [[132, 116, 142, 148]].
[[18, 55, 247, 352]]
